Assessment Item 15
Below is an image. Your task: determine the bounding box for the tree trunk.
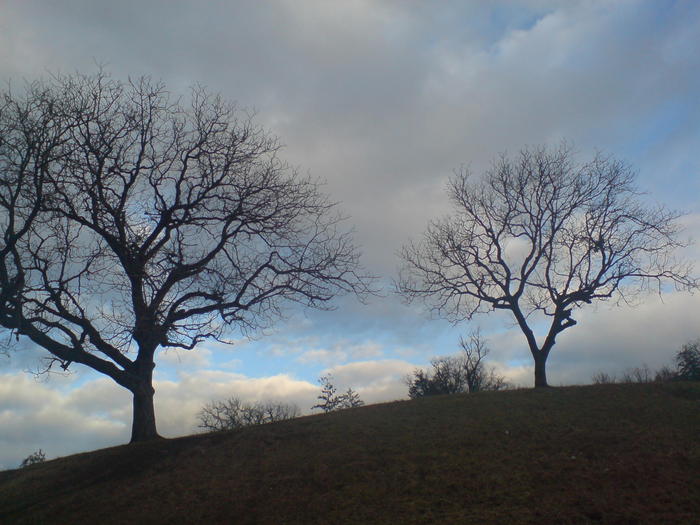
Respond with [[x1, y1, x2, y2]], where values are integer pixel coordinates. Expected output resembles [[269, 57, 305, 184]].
[[130, 383, 161, 442], [534, 352, 549, 388]]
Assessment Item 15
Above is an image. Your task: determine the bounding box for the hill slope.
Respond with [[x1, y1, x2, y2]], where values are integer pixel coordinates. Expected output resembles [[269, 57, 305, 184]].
[[1, 383, 699, 524]]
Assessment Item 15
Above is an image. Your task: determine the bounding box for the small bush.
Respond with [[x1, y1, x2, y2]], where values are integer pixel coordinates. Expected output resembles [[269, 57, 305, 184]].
[[198, 398, 300, 432], [407, 330, 508, 398], [620, 364, 653, 384], [592, 338, 700, 387], [20, 450, 46, 468], [591, 371, 616, 384], [653, 365, 677, 383], [676, 340, 700, 381]]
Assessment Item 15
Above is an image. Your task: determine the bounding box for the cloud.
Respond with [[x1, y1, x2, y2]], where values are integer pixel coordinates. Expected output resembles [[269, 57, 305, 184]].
[[297, 348, 348, 365], [547, 291, 700, 384], [323, 359, 418, 404], [157, 347, 212, 369], [0, 359, 419, 468], [296, 341, 384, 365], [153, 371, 319, 437], [2, 1, 697, 278], [0, 373, 129, 470], [481, 289, 700, 387], [0, 368, 321, 468]]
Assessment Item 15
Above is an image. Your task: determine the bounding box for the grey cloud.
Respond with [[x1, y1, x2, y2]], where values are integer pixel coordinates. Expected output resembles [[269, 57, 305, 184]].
[[153, 371, 319, 436], [3, 1, 697, 277], [0, 373, 128, 469], [324, 359, 417, 403], [484, 290, 700, 387], [0, 369, 320, 468]]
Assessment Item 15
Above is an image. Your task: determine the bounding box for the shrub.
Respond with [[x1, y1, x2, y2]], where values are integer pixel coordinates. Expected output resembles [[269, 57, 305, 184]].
[[312, 375, 364, 412], [654, 365, 677, 383], [620, 364, 653, 384], [676, 339, 700, 381], [20, 450, 46, 468], [591, 371, 616, 384], [407, 330, 508, 399], [198, 398, 300, 432]]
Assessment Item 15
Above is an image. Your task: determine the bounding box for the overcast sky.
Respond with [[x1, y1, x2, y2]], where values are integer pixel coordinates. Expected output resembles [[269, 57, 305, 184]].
[[1, 0, 699, 469]]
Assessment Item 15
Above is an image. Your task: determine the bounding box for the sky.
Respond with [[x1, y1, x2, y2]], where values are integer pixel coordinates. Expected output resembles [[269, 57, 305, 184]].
[[1, 0, 699, 469]]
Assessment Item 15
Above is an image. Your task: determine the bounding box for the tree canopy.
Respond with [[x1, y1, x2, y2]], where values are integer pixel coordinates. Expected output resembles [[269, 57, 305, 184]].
[[0, 70, 371, 441], [399, 144, 697, 387]]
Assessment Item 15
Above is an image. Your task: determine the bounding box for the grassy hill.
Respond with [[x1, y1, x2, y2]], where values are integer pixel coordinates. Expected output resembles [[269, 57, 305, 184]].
[[1, 382, 699, 524]]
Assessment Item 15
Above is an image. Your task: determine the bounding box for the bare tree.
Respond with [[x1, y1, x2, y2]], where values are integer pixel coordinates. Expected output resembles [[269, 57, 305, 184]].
[[312, 374, 342, 413], [459, 328, 507, 393], [406, 329, 507, 398], [399, 144, 697, 387], [312, 374, 364, 412], [0, 70, 372, 442], [198, 397, 300, 432], [339, 387, 364, 409]]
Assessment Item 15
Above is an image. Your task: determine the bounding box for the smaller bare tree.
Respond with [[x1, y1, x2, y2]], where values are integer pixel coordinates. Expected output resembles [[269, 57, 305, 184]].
[[406, 358, 465, 398], [339, 387, 364, 409], [399, 144, 697, 387], [312, 374, 342, 413], [312, 374, 364, 412], [407, 329, 507, 398], [459, 328, 508, 393], [654, 366, 677, 383], [259, 400, 303, 422], [19, 450, 46, 468]]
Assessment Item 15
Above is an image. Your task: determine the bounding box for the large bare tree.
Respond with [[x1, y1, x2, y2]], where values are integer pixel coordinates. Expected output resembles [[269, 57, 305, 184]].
[[0, 71, 371, 441], [398, 144, 697, 387]]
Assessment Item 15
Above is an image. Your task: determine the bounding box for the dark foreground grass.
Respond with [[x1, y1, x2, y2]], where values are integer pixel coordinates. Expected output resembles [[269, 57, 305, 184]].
[[1, 382, 699, 524]]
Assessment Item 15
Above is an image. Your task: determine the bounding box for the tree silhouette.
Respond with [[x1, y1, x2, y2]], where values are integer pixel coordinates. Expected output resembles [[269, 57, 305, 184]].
[[407, 329, 507, 398], [198, 398, 300, 431], [676, 339, 700, 381], [0, 70, 371, 441], [399, 144, 697, 387], [312, 374, 364, 412]]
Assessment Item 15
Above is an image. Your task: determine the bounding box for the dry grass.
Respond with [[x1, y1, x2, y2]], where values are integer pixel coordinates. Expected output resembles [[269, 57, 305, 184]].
[[1, 382, 699, 524]]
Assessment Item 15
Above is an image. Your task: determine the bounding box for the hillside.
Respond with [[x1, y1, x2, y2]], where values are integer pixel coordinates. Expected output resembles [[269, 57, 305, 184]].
[[1, 382, 699, 524]]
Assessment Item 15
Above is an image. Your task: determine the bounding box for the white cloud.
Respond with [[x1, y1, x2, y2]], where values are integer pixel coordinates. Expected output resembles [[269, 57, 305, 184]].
[[482, 289, 700, 388], [0, 360, 418, 468], [324, 359, 418, 404], [0, 368, 319, 468], [154, 371, 321, 436], [0, 373, 129, 470]]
